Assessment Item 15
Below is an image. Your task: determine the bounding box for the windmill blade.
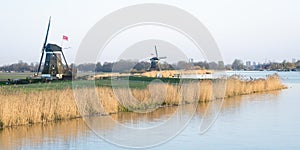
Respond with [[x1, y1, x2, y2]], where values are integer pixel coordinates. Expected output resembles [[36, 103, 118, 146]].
[[139, 56, 153, 61], [36, 17, 51, 75], [158, 63, 161, 71], [158, 59, 172, 71], [36, 50, 45, 75], [158, 56, 167, 59], [155, 45, 158, 57], [42, 16, 51, 51], [61, 50, 69, 69], [156, 59, 161, 71]]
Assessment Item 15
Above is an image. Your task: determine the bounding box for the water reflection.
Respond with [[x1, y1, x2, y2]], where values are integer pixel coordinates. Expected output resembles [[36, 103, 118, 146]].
[[0, 118, 89, 150], [0, 90, 282, 150]]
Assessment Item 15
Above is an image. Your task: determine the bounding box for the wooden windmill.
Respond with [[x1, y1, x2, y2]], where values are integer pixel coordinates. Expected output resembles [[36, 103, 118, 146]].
[[148, 45, 167, 71], [35, 17, 74, 80]]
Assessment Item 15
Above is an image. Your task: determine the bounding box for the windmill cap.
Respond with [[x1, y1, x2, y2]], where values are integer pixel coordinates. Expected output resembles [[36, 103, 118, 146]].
[[45, 43, 62, 52], [150, 57, 159, 60]]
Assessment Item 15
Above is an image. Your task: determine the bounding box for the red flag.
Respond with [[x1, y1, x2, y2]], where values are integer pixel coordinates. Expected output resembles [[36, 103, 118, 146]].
[[62, 35, 68, 41]]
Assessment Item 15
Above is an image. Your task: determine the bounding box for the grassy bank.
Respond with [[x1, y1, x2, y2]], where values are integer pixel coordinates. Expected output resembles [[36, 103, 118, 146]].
[[0, 74, 285, 128]]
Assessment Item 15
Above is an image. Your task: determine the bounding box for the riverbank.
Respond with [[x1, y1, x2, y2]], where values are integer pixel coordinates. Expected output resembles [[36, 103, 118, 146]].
[[0, 74, 285, 129]]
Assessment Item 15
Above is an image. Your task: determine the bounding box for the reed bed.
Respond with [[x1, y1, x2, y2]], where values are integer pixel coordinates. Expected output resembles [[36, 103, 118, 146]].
[[225, 74, 285, 97], [141, 70, 213, 78], [0, 74, 285, 128]]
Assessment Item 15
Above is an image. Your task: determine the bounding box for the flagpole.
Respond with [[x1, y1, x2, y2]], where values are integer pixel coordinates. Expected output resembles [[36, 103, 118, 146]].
[[61, 35, 69, 69], [61, 37, 64, 50]]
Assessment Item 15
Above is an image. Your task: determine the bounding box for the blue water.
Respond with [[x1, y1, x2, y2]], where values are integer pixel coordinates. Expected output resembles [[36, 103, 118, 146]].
[[0, 71, 299, 150], [224, 71, 300, 84]]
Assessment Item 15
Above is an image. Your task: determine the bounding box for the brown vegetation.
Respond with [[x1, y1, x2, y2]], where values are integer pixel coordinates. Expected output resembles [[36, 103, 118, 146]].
[[0, 74, 285, 128], [141, 70, 213, 78]]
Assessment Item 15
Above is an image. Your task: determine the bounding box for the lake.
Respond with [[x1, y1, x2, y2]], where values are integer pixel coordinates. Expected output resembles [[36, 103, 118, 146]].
[[0, 71, 300, 149]]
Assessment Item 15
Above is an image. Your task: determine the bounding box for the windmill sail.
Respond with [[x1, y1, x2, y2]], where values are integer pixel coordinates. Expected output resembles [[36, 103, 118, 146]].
[[155, 45, 158, 57], [36, 17, 51, 75], [43, 16, 51, 52], [148, 45, 167, 71], [34, 17, 76, 80]]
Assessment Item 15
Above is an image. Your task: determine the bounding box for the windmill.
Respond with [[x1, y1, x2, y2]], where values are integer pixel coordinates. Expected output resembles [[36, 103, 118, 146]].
[[35, 17, 75, 80], [148, 45, 167, 71]]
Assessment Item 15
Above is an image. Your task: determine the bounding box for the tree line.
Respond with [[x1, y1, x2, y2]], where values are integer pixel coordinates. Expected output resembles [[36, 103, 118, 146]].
[[76, 60, 225, 72], [230, 59, 300, 71], [1, 59, 299, 72], [0, 60, 225, 72]]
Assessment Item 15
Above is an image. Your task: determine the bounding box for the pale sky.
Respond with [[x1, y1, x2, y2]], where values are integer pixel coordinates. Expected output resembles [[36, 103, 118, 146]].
[[0, 0, 299, 65]]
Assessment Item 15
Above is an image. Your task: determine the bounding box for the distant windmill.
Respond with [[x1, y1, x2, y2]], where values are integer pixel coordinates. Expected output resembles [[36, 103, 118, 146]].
[[35, 17, 75, 80], [148, 45, 167, 71]]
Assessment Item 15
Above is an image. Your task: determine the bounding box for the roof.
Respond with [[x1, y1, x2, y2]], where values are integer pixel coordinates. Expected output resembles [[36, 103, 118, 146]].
[[150, 57, 159, 60], [45, 43, 62, 52]]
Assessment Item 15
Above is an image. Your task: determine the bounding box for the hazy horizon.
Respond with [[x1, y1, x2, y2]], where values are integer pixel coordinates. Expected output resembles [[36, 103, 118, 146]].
[[0, 0, 299, 66]]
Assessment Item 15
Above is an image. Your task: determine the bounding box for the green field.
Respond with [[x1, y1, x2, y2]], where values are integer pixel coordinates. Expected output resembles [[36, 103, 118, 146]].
[[0, 72, 205, 94], [0, 76, 185, 94], [0, 72, 33, 80], [0, 72, 108, 81]]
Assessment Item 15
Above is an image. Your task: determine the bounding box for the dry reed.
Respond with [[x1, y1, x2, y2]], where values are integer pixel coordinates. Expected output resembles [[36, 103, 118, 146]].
[[141, 70, 213, 78], [0, 74, 285, 128]]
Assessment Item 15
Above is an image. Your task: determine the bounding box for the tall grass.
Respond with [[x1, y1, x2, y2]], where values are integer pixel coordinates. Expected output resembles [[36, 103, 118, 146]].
[[0, 74, 285, 128], [0, 89, 79, 128], [225, 74, 285, 97], [141, 70, 213, 78]]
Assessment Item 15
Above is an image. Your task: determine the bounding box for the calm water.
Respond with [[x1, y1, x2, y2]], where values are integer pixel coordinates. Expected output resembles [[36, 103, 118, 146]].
[[1, 71, 300, 150]]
